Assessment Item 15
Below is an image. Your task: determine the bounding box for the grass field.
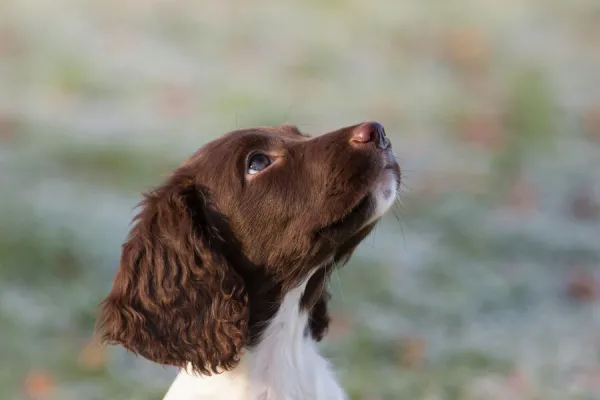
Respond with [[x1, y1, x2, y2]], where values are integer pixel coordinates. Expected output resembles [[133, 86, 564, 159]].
[[1, 1, 600, 399]]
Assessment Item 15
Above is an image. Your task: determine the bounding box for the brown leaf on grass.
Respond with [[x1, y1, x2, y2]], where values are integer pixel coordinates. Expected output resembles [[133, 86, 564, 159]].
[[0, 27, 25, 57], [443, 27, 490, 73], [566, 268, 598, 302], [413, 171, 489, 199], [569, 189, 600, 222], [395, 337, 426, 369], [572, 366, 600, 390], [505, 370, 531, 395], [156, 84, 195, 118], [78, 337, 108, 370], [23, 370, 56, 400], [327, 312, 352, 341], [505, 177, 539, 212], [53, 249, 82, 280], [583, 106, 600, 142], [0, 114, 19, 141], [458, 113, 505, 149]]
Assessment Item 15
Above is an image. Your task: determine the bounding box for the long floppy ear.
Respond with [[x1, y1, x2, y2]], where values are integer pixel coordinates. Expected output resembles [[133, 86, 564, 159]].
[[96, 173, 248, 375]]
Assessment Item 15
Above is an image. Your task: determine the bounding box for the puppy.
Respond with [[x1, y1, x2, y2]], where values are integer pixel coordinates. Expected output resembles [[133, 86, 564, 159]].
[[97, 122, 400, 400]]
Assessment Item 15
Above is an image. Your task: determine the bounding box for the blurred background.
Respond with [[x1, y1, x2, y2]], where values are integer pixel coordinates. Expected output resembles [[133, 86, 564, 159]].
[[1, 0, 599, 399]]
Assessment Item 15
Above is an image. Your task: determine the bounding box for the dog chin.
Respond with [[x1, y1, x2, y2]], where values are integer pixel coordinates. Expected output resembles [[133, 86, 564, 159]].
[[364, 169, 398, 227]]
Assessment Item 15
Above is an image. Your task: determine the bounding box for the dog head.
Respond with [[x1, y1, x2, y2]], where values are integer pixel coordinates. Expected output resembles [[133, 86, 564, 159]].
[[97, 122, 400, 374]]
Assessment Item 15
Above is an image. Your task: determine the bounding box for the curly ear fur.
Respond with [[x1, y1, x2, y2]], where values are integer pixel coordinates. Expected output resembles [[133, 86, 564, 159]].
[[96, 174, 248, 375]]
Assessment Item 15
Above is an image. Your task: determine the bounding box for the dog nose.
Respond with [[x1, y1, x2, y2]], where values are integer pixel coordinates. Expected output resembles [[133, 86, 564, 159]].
[[350, 122, 389, 149]]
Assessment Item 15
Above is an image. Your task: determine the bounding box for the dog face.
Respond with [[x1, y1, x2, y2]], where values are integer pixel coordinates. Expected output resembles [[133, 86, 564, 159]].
[[190, 122, 399, 280], [97, 122, 400, 375]]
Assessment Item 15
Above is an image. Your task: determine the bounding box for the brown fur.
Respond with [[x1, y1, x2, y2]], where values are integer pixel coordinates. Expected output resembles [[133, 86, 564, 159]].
[[96, 123, 400, 375]]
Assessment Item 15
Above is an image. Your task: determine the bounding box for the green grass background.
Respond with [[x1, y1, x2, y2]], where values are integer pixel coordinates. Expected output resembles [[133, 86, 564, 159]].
[[1, 0, 600, 399]]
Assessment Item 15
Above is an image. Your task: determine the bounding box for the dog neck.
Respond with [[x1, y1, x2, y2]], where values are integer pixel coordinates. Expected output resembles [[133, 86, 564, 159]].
[[162, 276, 347, 400]]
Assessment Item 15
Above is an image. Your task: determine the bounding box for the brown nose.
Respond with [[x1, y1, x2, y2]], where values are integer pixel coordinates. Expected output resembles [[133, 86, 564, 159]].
[[350, 121, 389, 149]]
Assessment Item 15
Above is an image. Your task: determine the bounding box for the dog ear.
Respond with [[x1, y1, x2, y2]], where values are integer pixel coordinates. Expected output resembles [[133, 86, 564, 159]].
[[96, 172, 248, 375]]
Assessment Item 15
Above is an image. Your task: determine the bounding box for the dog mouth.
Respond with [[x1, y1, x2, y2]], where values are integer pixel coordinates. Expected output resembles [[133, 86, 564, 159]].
[[338, 194, 372, 226], [318, 155, 400, 238], [317, 194, 372, 236]]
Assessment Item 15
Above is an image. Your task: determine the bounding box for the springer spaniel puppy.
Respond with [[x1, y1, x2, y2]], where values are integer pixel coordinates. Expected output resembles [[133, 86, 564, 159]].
[[96, 122, 400, 400]]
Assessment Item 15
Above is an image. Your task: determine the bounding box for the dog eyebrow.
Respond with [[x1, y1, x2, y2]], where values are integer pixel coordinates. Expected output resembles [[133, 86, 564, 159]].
[[280, 124, 308, 137]]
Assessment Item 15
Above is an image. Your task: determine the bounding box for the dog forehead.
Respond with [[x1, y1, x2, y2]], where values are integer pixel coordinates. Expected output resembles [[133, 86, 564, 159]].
[[186, 126, 307, 162], [222, 126, 309, 144]]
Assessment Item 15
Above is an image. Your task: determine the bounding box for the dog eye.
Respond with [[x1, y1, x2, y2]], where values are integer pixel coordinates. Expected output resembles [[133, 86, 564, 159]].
[[247, 154, 272, 175]]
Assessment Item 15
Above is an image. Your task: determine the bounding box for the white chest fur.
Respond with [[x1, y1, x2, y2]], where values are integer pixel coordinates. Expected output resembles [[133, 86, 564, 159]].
[[162, 278, 347, 400]]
